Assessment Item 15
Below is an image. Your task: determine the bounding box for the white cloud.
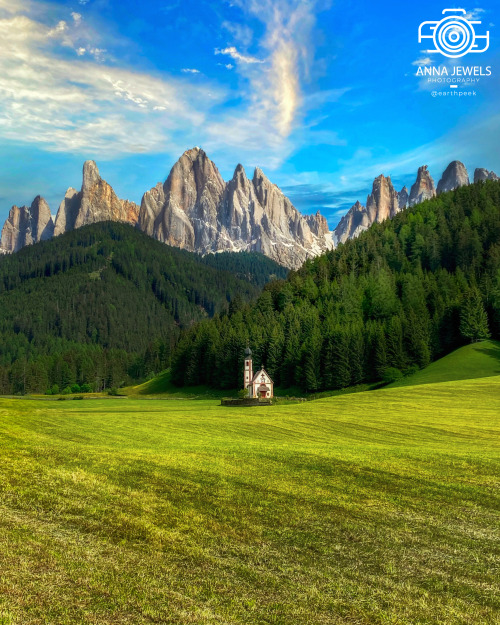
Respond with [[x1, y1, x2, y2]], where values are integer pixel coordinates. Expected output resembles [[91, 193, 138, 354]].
[[412, 57, 434, 66], [221, 21, 253, 47], [47, 19, 67, 38], [181, 68, 200, 74], [43, 8, 110, 62], [214, 46, 264, 64], [218, 0, 323, 139], [0, 12, 225, 155], [463, 8, 486, 21], [0, 0, 34, 14]]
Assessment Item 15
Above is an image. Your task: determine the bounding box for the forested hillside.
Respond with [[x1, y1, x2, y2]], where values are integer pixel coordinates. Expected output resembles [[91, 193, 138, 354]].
[[198, 251, 288, 287], [0, 222, 285, 393], [172, 180, 500, 391]]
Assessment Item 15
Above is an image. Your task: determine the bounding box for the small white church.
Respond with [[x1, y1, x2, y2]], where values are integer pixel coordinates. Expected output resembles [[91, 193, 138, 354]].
[[243, 346, 274, 399]]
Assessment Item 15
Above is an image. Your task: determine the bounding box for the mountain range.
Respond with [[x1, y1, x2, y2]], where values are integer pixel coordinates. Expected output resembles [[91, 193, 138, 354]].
[[1, 147, 498, 268]]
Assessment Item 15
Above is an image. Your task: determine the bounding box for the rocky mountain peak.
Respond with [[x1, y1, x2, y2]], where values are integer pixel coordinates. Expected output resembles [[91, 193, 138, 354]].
[[231, 163, 248, 188], [334, 174, 404, 245], [306, 211, 330, 237], [437, 161, 469, 194], [253, 166, 280, 189], [137, 182, 164, 237], [82, 160, 101, 192], [0, 195, 54, 253], [333, 200, 370, 245], [169, 147, 225, 204], [0, 206, 31, 253], [30, 195, 54, 242], [251, 167, 284, 214], [366, 174, 399, 223], [474, 167, 499, 183], [53, 162, 139, 236], [398, 186, 409, 209], [409, 165, 436, 207], [150, 147, 225, 250], [137, 149, 333, 268], [54, 188, 80, 236]]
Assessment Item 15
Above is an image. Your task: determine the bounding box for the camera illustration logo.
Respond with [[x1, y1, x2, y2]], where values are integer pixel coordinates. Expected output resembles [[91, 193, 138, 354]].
[[418, 8, 490, 58]]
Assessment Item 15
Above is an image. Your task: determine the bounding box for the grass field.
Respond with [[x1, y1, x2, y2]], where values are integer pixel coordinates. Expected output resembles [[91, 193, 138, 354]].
[[0, 376, 499, 624]]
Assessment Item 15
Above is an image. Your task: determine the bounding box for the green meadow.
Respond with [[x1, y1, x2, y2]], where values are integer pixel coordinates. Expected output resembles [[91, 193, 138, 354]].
[[1, 374, 499, 624], [389, 340, 500, 387]]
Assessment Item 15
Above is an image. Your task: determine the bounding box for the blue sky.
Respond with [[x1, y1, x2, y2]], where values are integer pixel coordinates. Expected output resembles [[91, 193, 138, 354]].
[[0, 0, 498, 227]]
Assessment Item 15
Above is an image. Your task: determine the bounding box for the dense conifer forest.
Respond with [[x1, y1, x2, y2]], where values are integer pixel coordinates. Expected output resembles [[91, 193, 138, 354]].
[[0, 222, 287, 393], [171, 180, 500, 391]]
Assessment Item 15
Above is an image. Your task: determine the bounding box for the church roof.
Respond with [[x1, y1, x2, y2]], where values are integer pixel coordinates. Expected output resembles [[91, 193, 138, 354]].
[[252, 367, 273, 383], [244, 346, 252, 357]]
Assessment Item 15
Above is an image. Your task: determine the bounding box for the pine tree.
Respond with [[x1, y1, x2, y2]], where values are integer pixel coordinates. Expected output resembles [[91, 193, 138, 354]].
[[301, 325, 323, 392], [386, 316, 406, 370], [404, 310, 431, 369], [349, 326, 365, 385], [323, 329, 351, 390], [266, 325, 284, 385], [460, 288, 491, 342]]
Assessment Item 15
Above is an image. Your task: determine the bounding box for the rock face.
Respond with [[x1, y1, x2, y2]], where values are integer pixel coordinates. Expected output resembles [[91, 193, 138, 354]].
[[437, 161, 470, 194], [30, 196, 54, 242], [365, 175, 400, 224], [334, 201, 370, 244], [398, 186, 409, 209], [474, 168, 499, 183], [137, 148, 333, 269], [137, 182, 164, 238], [334, 175, 402, 244], [306, 211, 330, 237], [54, 161, 139, 236], [409, 165, 436, 206], [54, 188, 80, 236], [0, 196, 54, 253]]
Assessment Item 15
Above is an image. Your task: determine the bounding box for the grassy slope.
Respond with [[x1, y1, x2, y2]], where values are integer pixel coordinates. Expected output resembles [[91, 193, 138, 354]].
[[390, 339, 500, 387], [0, 376, 499, 624], [127, 370, 236, 398]]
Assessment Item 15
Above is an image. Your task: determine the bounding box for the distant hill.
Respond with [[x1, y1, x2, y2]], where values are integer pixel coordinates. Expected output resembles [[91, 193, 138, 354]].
[[0, 222, 285, 394], [389, 340, 500, 387]]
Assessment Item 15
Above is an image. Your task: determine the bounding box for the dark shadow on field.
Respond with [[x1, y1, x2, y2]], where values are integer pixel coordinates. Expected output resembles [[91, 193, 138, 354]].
[[474, 343, 500, 374]]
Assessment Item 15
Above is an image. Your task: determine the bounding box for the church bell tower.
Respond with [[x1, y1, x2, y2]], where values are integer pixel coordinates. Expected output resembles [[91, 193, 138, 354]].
[[244, 346, 253, 395]]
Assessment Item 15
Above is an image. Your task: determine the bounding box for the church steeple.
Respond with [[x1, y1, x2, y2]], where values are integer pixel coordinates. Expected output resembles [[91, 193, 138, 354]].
[[243, 346, 253, 394]]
